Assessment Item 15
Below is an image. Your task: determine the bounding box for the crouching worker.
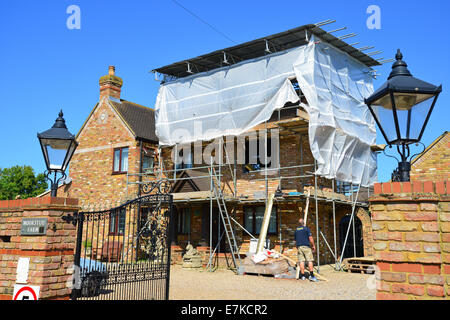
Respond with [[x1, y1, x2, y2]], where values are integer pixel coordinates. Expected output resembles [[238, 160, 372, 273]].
[[295, 218, 317, 282]]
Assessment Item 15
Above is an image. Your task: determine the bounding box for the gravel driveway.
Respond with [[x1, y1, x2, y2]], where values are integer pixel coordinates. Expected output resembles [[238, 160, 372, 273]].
[[169, 264, 376, 300]]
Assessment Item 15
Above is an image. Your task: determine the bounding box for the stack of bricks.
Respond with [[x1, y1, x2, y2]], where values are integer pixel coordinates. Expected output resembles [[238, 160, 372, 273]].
[[370, 180, 450, 300], [0, 197, 79, 300]]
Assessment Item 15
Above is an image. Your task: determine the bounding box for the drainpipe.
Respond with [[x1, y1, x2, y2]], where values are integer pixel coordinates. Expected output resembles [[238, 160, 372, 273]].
[[138, 140, 143, 197], [136, 140, 143, 262]]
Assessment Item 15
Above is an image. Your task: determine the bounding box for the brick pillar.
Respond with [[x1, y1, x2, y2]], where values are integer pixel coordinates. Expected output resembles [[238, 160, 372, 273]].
[[370, 180, 450, 300], [357, 207, 375, 257], [0, 197, 79, 300]]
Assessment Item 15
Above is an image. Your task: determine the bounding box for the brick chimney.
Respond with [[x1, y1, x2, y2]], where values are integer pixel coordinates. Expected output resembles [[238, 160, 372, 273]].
[[99, 66, 123, 99]]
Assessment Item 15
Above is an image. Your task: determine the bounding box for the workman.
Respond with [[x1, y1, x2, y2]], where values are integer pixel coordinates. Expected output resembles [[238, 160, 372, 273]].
[[295, 218, 317, 282]]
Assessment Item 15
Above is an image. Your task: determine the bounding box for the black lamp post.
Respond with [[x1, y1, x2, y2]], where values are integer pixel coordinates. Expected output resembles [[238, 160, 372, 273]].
[[365, 50, 442, 182], [37, 110, 78, 197]]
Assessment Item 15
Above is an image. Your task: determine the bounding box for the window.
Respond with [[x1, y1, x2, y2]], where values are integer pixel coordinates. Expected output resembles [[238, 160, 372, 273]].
[[142, 155, 154, 172], [243, 137, 271, 173], [177, 208, 191, 234], [109, 208, 126, 235], [244, 206, 277, 235], [113, 147, 129, 173]]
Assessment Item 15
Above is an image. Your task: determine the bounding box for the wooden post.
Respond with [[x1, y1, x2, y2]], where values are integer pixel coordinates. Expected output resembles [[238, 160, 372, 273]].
[[256, 193, 275, 254], [303, 189, 311, 224]]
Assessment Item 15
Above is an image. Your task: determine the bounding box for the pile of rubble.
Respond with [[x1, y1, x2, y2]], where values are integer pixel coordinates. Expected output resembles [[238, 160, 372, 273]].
[[238, 249, 296, 279]]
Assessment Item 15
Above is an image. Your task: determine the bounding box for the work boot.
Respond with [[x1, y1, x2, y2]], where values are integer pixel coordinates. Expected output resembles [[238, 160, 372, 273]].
[[308, 275, 318, 282]]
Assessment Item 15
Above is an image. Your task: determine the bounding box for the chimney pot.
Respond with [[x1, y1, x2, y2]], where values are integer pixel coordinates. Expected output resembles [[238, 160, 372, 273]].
[[99, 66, 122, 100]]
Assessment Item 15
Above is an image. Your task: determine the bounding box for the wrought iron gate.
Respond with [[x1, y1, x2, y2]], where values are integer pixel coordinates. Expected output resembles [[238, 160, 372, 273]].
[[64, 180, 173, 300]]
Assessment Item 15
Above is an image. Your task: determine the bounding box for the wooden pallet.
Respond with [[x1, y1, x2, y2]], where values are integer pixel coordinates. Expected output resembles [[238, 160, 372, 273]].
[[342, 257, 375, 274]]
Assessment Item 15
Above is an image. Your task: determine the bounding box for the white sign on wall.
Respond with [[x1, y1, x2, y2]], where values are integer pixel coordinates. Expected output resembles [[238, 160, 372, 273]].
[[13, 284, 40, 300], [16, 257, 30, 284]]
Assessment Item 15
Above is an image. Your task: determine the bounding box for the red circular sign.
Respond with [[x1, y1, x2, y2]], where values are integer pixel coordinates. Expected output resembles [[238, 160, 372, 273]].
[[13, 286, 38, 300]]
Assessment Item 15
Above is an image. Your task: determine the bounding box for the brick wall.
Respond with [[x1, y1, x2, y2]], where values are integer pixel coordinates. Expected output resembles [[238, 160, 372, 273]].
[[411, 132, 450, 182], [70, 98, 143, 207], [161, 133, 325, 197], [221, 134, 331, 197], [356, 207, 374, 258], [370, 180, 450, 300], [0, 197, 79, 300]]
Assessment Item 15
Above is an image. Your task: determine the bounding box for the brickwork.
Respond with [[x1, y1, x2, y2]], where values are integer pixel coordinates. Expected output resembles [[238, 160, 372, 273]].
[[99, 66, 122, 100], [370, 180, 450, 300], [68, 67, 159, 207], [358, 207, 375, 258], [162, 134, 332, 195], [232, 135, 316, 196], [161, 134, 330, 197], [0, 197, 79, 300], [410, 131, 450, 182], [70, 99, 140, 206]]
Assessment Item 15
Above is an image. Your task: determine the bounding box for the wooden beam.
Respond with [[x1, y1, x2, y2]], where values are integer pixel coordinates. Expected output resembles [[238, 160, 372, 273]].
[[303, 189, 311, 224], [172, 191, 212, 200], [296, 108, 310, 121], [370, 144, 386, 152], [256, 193, 275, 254]]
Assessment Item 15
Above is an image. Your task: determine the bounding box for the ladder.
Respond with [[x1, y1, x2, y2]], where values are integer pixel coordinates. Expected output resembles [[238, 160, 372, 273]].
[[209, 167, 242, 272]]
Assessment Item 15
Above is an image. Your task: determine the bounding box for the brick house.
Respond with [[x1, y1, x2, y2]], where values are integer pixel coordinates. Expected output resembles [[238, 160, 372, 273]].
[[64, 55, 379, 271], [56, 65, 374, 268], [44, 66, 165, 262], [57, 29, 380, 268], [410, 131, 450, 182], [69, 66, 159, 207]]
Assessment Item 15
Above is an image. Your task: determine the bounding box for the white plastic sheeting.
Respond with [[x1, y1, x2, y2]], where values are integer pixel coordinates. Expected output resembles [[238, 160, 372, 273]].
[[155, 47, 301, 145], [154, 37, 377, 186], [293, 40, 377, 187]]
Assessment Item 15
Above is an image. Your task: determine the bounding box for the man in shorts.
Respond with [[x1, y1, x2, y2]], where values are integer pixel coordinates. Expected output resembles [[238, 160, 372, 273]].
[[295, 218, 317, 282]]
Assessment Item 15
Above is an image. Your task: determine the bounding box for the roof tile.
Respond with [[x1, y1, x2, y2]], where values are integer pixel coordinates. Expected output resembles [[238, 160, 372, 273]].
[[110, 100, 158, 142]]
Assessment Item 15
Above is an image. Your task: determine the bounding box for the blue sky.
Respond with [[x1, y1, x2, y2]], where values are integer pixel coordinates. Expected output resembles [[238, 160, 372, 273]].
[[0, 0, 448, 183]]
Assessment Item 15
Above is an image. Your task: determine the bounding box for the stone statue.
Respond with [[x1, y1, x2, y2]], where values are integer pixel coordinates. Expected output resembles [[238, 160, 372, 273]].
[[182, 243, 202, 269], [185, 244, 197, 255]]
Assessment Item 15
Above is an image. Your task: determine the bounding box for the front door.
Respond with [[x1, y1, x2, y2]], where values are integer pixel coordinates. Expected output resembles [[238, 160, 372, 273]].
[[339, 214, 364, 259]]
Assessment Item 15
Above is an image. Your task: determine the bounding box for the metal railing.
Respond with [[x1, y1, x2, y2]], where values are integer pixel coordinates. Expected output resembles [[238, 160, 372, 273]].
[[65, 185, 173, 300]]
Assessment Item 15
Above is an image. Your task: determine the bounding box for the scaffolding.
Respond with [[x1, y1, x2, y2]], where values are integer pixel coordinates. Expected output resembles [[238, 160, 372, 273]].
[[137, 21, 380, 275], [125, 103, 373, 274]]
